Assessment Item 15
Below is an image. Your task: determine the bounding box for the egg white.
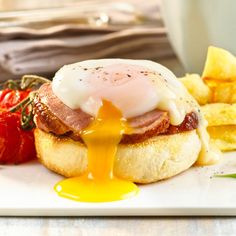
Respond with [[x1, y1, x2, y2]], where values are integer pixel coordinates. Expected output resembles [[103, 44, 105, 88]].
[[52, 59, 189, 125]]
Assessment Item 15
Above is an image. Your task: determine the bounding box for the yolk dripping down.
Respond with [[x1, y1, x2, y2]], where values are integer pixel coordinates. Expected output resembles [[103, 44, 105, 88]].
[[54, 100, 139, 202]]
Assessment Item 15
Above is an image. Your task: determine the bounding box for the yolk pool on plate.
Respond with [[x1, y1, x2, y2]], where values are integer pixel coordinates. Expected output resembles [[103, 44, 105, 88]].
[[54, 100, 139, 202]]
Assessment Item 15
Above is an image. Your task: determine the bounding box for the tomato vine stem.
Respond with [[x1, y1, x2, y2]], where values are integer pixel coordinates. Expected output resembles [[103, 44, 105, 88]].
[[7, 75, 51, 130]]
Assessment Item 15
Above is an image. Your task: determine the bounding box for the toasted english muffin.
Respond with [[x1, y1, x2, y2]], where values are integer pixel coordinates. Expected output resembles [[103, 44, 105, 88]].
[[35, 128, 201, 183]]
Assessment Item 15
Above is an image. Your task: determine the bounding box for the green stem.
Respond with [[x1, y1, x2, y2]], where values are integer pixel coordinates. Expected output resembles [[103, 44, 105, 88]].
[[5, 75, 51, 130], [6, 74, 50, 130], [0, 80, 21, 90], [9, 96, 31, 113], [214, 173, 236, 178], [20, 75, 50, 90], [0, 75, 50, 91]]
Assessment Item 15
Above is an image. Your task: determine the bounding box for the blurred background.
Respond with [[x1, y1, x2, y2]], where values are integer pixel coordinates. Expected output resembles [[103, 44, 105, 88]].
[[0, 0, 184, 81]]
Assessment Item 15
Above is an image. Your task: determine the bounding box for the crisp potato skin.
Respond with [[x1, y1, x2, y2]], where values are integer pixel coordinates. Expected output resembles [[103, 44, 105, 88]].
[[208, 125, 236, 151], [179, 74, 212, 105], [213, 82, 236, 103], [35, 129, 201, 184], [201, 103, 236, 126], [202, 46, 236, 82]]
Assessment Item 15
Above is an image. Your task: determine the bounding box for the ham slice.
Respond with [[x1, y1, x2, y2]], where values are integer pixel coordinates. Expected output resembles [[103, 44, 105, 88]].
[[37, 83, 92, 132], [34, 83, 198, 144]]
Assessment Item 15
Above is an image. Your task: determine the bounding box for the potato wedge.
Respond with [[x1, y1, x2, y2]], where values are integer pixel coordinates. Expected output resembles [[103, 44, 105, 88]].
[[201, 103, 236, 126], [210, 139, 236, 151], [179, 74, 212, 105], [213, 81, 236, 103], [202, 46, 236, 83], [208, 125, 236, 151]]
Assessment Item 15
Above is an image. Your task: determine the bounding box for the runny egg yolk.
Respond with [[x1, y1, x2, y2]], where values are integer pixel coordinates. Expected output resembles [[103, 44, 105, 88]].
[[54, 100, 139, 202]]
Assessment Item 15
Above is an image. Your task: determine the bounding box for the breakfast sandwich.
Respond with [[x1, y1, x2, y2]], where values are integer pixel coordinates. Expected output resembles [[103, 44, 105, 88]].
[[32, 59, 220, 201]]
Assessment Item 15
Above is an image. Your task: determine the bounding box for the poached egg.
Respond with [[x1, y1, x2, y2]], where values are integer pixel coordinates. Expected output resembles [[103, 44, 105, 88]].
[[52, 59, 188, 126]]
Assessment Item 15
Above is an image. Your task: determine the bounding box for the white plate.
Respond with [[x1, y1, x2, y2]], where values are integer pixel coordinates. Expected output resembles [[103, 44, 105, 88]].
[[0, 152, 236, 216]]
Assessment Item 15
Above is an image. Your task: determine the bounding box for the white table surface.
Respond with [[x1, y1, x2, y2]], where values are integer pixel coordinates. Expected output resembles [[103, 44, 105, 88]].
[[1, 57, 236, 236]]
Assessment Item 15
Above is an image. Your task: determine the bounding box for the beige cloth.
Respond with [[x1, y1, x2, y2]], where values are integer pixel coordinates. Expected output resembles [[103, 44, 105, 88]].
[[0, 0, 174, 80]]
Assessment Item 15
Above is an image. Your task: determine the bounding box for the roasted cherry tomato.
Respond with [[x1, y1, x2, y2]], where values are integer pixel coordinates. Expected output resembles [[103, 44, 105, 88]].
[[0, 111, 36, 164], [0, 75, 49, 164], [0, 86, 35, 164], [0, 88, 31, 110]]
